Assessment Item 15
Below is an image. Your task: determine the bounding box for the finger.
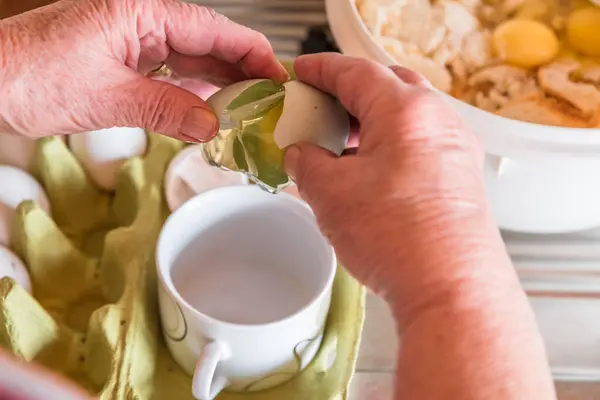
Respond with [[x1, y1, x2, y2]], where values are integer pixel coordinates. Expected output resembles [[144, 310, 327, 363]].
[[284, 143, 337, 197], [389, 65, 431, 86], [137, 34, 170, 74], [102, 72, 218, 143], [159, 1, 289, 82], [294, 53, 410, 122], [166, 51, 248, 87]]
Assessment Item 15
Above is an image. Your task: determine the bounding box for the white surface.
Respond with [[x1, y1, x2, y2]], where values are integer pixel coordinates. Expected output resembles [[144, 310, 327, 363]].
[[68, 127, 147, 191], [0, 165, 50, 247], [156, 186, 335, 398], [0, 244, 31, 294], [325, 0, 600, 234], [355, 293, 600, 398], [164, 145, 248, 212]]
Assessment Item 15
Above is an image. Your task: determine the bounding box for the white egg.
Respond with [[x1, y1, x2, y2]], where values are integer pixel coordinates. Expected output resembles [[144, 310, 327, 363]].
[[68, 127, 148, 191], [164, 145, 248, 211], [207, 79, 350, 156], [0, 244, 32, 293], [0, 166, 51, 247]]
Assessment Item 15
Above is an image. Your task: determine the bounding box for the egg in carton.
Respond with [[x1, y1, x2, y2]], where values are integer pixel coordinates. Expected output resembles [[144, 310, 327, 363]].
[[0, 65, 366, 400]]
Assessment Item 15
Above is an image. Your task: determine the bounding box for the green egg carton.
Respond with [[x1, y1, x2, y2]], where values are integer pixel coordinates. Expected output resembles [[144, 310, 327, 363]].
[[0, 62, 366, 400], [0, 61, 366, 399]]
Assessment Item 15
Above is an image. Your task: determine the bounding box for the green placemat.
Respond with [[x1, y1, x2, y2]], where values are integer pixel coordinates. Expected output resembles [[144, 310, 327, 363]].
[[0, 61, 366, 399]]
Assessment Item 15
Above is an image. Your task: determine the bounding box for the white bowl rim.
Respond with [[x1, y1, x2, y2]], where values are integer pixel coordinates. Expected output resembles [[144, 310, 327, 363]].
[[326, 0, 600, 154]]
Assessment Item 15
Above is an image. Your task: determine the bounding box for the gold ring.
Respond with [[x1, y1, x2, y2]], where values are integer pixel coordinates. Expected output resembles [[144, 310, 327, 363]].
[[150, 62, 171, 77]]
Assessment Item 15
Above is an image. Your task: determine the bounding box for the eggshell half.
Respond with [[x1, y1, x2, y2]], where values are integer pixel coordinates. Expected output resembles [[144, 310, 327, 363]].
[[0, 166, 51, 247], [274, 81, 350, 154], [164, 145, 248, 211], [206, 79, 268, 116], [68, 127, 148, 191], [0, 244, 32, 294], [206, 79, 350, 156]]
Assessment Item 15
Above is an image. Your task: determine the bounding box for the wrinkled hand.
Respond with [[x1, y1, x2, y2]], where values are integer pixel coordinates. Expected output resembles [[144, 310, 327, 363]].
[[0, 0, 288, 141], [285, 54, 494, 307]]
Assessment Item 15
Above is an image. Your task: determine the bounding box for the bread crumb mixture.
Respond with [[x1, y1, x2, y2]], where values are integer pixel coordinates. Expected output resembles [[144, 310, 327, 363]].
[[356, 0, 600, 127]]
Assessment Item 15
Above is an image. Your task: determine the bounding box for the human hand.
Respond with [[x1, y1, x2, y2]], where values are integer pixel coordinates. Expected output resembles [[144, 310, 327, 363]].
[[0, 0, 288, 142], [285, 54, 505, 311]]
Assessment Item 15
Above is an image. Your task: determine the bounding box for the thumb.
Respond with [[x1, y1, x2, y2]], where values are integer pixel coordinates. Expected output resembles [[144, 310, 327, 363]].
[[284, 143, 338, 200], [111, 76, 219, 143]]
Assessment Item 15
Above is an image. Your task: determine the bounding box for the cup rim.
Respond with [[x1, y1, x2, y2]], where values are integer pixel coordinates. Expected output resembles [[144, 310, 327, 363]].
[[156, 185, 337, 331]]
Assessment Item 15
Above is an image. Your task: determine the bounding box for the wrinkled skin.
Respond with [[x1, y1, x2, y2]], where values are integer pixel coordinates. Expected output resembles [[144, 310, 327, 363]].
[[287, 54, 489, 308], [286, 54, 555, 399], [0, 0, 288, 142]]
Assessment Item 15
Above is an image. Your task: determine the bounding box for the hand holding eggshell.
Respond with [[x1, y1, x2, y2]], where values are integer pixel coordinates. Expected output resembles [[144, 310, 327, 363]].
[[0, 166, 51, 247], [202, 79, 350, 192]]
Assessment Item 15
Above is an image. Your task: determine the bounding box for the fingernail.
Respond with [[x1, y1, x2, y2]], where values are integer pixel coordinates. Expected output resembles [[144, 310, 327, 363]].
[[284, 145, 301, 181], [180, 133, 202, 144], [279, 64, 291, 82], [179, 107, 219, 142], [390, 65, 433, 88]]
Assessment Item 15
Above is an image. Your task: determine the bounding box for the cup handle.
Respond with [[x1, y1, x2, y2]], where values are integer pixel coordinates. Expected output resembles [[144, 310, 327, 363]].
[[192, 341, 228, 400]]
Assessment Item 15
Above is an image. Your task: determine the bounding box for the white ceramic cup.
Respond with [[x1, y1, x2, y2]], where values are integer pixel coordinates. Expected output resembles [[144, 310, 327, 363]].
[[156, 186, 336, 400]]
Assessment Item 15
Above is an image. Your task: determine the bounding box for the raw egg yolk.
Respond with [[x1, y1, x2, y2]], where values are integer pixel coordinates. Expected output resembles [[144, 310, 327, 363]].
[[258, 100, 285, 168], [492, 19, 559, 68], [566, 7, 600, 57]]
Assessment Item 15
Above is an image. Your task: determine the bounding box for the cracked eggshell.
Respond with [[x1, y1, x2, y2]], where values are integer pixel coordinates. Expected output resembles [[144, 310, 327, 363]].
[[207, 79, 350, 154], [68, 127, 148, 191], [164, 145, 248, 211], [0, 166, 51, 247], [207, 79, 269, 115], [274, 80, 350, 155], [0, 244, 32, 294]]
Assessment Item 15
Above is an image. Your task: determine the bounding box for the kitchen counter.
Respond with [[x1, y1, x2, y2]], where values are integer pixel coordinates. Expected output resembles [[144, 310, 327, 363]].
[[351, 293, 600, 399]]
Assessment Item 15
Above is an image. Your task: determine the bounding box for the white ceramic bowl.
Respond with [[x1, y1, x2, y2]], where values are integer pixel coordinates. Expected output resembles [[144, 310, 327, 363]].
[[326, 0, 600, 234]]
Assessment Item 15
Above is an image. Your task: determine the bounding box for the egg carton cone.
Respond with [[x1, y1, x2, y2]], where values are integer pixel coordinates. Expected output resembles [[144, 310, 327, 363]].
[[0, 64, 366, 400]]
